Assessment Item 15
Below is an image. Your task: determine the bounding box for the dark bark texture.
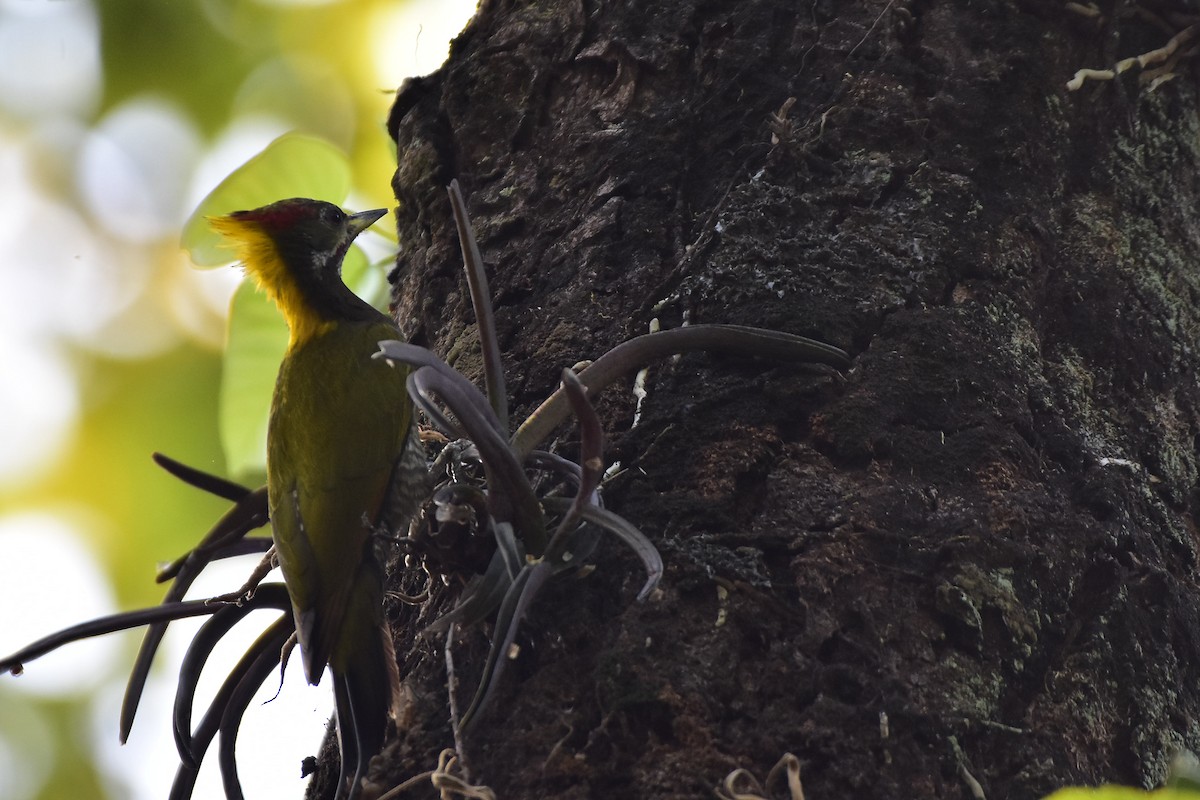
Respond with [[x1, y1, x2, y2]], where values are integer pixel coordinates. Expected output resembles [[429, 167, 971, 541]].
[[344, 1, 1200, 798]]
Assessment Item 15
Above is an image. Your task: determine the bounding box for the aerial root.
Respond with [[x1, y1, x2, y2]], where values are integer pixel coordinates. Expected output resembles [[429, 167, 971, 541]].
[[1067, 10, 1198, 92], [378, 750, 495, 800], [716, 753, 804, 800]]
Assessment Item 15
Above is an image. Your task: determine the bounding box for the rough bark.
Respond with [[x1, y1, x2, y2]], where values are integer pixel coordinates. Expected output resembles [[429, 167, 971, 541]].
[[339, 1, 1200, 798]]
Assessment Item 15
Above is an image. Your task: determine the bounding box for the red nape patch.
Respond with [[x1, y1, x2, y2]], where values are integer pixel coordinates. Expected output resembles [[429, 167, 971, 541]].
[[230, 198, 326, 231]]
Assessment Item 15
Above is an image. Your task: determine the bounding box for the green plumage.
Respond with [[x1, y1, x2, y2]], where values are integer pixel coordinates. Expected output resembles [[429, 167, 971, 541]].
[[269, 319, 416, 682]]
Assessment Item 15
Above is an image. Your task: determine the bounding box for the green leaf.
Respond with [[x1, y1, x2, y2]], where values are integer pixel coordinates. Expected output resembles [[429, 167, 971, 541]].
[[217, 246, 389, 479], [182, 132, 352, 267], [193, 133, 394, 476], [219, 279, 288, 481], [1042, 790, 1146, 800], [342, 251, 390, 311]]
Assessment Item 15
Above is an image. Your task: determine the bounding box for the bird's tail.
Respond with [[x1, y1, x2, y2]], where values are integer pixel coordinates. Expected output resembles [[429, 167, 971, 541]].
[[330, 570, 400, 800]]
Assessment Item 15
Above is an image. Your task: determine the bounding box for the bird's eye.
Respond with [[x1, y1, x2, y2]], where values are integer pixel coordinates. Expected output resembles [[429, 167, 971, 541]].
[[321, 206, 345, 226]]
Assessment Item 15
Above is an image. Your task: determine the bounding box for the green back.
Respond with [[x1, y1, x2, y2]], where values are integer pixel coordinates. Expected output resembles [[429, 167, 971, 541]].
[[267, 319, 412, 681]]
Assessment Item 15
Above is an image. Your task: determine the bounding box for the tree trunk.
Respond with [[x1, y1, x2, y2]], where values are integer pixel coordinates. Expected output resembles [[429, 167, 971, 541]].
[[355, 1, 1200, 798]]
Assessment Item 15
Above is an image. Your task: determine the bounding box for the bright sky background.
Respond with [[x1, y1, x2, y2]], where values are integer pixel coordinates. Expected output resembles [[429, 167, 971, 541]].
[[0, 1, 476, 798]]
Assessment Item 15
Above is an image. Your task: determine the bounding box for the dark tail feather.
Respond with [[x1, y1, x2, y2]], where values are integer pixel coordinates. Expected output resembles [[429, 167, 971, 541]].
[[330, 622, 400, 800]]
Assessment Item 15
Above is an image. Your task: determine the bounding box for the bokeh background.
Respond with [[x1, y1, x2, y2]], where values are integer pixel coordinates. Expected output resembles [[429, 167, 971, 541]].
[[0, 1, 474, 798]]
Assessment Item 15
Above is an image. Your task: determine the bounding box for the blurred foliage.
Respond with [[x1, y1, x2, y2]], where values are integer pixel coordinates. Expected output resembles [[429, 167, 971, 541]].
[[1042, 753, 1200, 800], [1044, 788, 1200, 799], [0, 0, 473, 798], [220, 244, 390, 478], [183, 133, 354, 266], [30, 348, 230, 606], [99, 0, 402, 199], [101, 0, 251, 130], [184, 131, 356, 478]]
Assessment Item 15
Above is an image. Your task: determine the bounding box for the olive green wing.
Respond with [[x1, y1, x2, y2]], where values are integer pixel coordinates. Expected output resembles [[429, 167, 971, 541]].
[[267, 321, 414, 685]]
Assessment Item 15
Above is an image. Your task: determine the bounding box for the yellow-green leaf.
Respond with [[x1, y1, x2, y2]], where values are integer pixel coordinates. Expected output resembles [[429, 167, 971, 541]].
[[342, 252, 391, 312], [219, 279, 288, 481], [1043, 786, 1200, 799], [218, 245, 389, 479], [182, 132, 352, 267]]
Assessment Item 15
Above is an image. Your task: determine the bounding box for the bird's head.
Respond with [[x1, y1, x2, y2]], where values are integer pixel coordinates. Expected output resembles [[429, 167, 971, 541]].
[[210, 199, 388, 342], [211, 198, 385, 288]]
